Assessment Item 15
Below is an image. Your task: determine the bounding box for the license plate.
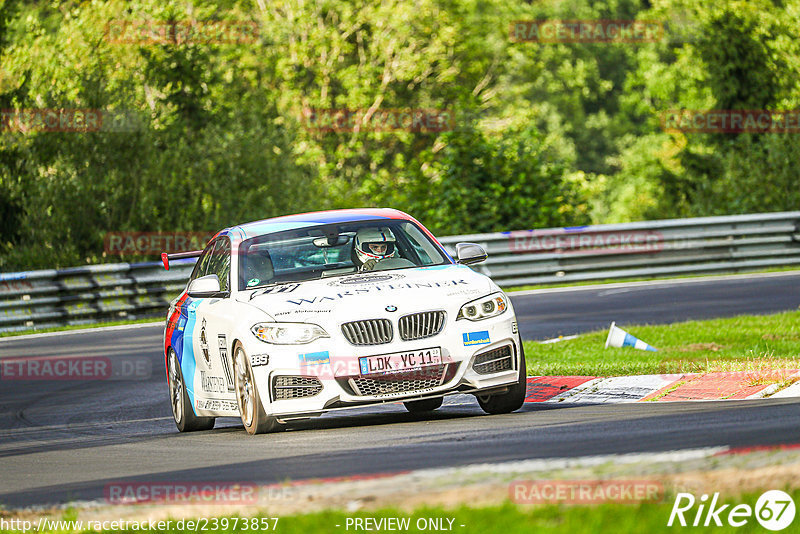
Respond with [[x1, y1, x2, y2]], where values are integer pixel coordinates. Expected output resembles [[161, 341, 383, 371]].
[[359, 347, 442, 376]]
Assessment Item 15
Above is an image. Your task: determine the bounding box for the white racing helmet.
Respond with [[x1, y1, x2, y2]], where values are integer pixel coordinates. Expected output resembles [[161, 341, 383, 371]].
[[354, 227, 397, 266]]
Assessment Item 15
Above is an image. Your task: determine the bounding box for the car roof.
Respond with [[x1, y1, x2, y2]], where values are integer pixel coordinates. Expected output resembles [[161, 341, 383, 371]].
[[229, 208, 415, 240]]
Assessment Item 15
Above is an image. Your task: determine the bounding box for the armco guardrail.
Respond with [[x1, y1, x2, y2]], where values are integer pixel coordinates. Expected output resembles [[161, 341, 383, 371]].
[[438, 211, 800, 286], [0, 260, 196, 333], [1, 211, 799, 333]]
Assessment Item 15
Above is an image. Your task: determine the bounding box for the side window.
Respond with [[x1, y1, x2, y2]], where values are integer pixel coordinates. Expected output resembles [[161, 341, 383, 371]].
[[205, 238, 231, 292], [214, 238, 231, 292], [189, 241, 216, 283]]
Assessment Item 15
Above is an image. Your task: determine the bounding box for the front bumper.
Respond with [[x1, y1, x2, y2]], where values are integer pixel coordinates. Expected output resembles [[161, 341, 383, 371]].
[[245, 312, 521, 419]]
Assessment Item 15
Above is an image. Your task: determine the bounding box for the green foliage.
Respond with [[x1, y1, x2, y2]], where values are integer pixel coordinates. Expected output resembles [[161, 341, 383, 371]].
[[608, 0, 800, 219], [1, 0, 799, 270]]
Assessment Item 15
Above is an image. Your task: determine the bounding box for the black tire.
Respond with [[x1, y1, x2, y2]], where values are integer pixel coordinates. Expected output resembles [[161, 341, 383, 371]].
[[403, 396, 444, 413], [476, 342, 527, 415], [232, 343, 284, 435], [167, 348, 215, 432]]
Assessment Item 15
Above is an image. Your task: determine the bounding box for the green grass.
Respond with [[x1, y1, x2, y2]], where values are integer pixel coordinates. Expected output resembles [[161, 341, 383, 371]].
[[505, 265, 800, 293], [245, 498, 799, 534], [8, 491, 799, 533], [0, 317, 161, 338], [523, 310, 800, 376]]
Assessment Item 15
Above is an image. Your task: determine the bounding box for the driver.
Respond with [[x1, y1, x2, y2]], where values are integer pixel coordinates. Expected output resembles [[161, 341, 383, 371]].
[[353, 227, 397, 271]]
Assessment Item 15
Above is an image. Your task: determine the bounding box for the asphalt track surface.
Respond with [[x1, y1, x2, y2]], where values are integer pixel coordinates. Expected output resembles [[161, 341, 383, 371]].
[[1, 272, 799, 507]]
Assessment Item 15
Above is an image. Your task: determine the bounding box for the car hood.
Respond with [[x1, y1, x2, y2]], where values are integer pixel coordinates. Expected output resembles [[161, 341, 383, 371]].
[[241, 264, 495, 324]]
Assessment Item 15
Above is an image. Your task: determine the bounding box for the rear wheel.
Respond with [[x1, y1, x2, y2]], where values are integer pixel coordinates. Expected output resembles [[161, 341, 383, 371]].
[[233, 343, 283, 435], [167, 348, 215, 432], [404, 396, 444, 413], [476, 343, 527, 415]]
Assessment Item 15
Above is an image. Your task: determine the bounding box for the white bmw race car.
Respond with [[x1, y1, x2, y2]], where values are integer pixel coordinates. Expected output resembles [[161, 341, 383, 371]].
[[162, 208, 526, 434]]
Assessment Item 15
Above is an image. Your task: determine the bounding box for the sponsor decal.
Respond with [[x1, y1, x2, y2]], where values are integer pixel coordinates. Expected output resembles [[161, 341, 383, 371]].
[[288, 279, 470, 306], [217, 334, 235, 392], [512, 322, 518, 334], [273, 309, 333, 316], [199, 318, 210, 366], [250, 354, 269, 367], [299, 351, 330, 366], [463, 331, 491, 346], [329, 274, 403, 286], [195, 399, 238, 412], [446, 288, 482, 298], [254, 283, 300, 294], [200, 370, 226, 393]]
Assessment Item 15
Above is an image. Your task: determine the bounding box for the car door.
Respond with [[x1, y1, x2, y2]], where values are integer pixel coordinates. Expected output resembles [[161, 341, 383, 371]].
[[190, 237, 240, 414], [164, 239, 214, 386]]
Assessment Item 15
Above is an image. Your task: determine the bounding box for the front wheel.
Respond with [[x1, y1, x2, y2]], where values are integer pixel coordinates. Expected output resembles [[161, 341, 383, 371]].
[[233, 343, 283, 435], [167, 348, 215, 432], [476, 343, 527, 415]]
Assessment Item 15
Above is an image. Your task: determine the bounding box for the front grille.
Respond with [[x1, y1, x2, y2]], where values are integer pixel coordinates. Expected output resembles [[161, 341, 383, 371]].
[[272, 376, 323, 400], [344, 365, 448, 397], [472, 345, 514, 375], [399, 311, 446, 341], [341, 319, 393, 345]]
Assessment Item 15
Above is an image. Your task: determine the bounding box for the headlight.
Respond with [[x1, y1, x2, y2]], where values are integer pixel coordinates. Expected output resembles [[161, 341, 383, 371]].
[[251, 322, 329, 344], [456, 292, 508, 321]]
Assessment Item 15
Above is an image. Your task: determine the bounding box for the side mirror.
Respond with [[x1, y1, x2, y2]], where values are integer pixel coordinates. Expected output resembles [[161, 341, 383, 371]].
[[455, 242, 488, 265], [188, 274, 222, 297]]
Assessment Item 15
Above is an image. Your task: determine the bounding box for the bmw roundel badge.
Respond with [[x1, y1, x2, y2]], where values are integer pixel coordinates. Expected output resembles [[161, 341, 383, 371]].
[[385, 305, 398, 312]]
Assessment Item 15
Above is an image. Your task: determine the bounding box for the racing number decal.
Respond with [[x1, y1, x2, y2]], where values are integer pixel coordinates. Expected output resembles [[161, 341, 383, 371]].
[[218, 334, 235, 392]]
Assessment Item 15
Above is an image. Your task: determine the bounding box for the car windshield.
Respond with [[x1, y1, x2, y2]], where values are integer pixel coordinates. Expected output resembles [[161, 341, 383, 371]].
[[238, 220, 450, 290]]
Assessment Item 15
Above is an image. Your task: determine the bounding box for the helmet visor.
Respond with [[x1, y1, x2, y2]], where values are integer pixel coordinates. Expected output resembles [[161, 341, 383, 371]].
[[361, 242, 394, 256]]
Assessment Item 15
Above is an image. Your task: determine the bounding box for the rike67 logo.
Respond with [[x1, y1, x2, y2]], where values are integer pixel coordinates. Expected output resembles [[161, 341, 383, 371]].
[[668, 490, 796, 530]]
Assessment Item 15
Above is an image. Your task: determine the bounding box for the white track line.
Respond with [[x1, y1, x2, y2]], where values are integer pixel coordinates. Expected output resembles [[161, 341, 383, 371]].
[[387, 447, 730, 481]]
